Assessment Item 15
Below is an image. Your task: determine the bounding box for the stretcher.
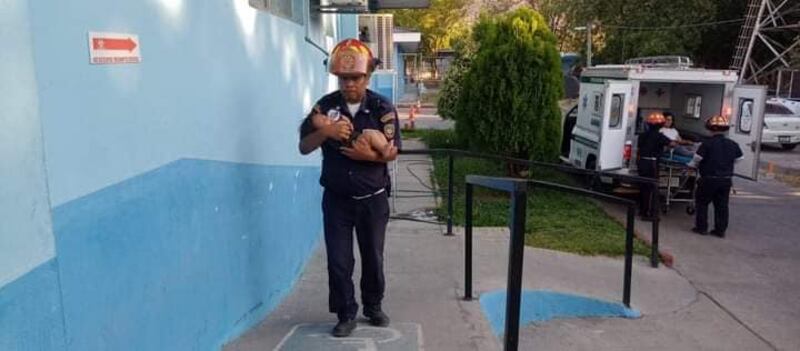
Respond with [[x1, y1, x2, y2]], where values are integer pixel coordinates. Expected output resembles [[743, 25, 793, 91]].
[[658, 151, 697, 215]]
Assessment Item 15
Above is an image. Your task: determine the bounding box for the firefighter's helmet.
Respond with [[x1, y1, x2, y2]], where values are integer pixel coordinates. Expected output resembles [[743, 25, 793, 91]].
[[645, 112, 666, 125], [706, 115, 730, 131], [329, 39, 375, 76]]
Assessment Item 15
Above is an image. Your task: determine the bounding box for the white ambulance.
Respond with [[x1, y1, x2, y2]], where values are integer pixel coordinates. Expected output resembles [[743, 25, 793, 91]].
[[562, 57, 766, 180]]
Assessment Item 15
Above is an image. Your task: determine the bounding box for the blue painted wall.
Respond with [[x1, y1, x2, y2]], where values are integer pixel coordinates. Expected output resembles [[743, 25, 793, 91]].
[[1, 0, 356, 349], [53, 160, 321, 350], [395, 44, 407, 98], [0, 260, 65, 350], [371, 71, 397, 104]]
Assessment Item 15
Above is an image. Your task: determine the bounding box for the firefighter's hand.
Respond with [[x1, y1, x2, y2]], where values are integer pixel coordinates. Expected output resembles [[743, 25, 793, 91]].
[[322, 118, 352, 142], [340, 137, 379, 161]]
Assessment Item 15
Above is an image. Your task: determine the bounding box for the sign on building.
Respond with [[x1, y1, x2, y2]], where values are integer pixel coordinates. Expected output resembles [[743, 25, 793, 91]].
[[88, 32, 141, 65]]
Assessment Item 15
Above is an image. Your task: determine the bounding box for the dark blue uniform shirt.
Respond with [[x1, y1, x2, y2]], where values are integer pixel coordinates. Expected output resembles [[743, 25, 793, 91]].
[[696, 135, 743, 178], [637, 127, 672, 158], [300, 89, 401, 197]]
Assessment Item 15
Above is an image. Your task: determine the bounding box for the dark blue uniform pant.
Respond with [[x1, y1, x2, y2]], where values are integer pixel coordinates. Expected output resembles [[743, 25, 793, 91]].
[[637, 159, 658, 217], [322, 190, 389, 321], [695, 177, 732, 233]]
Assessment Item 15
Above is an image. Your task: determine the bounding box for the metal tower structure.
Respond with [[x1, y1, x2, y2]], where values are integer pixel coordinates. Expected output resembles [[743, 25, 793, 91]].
[[731, 0, 800, 89]]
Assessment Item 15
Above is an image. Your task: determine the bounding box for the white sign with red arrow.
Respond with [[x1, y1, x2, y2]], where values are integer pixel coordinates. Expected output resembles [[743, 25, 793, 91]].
[[88, 32, 140, 65]]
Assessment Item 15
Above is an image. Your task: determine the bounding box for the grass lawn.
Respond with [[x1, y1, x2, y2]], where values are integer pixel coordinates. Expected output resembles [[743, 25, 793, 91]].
[[404, 129, 650, 257]]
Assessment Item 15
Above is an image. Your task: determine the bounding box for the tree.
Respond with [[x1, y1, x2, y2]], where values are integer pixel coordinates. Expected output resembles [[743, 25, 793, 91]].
[[589, 0, 717, 64], [454, 8, 563, 162], [692, 0, 746, 69], [391, 0, 469, 56]]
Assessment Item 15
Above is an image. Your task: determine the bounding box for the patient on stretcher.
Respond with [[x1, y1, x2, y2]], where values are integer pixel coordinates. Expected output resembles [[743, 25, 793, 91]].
[[661, 112, 696, 162]]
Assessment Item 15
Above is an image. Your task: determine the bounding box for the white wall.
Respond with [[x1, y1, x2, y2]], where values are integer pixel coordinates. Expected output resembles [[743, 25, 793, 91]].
[[0, 0, 56, 288]]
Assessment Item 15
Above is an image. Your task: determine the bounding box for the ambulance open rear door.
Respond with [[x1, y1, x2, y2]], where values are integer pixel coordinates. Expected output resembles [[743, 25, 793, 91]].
[[729, 85, 766, 180], [597, 81, 633, 171]]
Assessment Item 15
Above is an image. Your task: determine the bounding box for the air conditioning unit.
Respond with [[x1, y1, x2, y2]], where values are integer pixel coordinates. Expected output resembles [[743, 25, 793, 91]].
[[319, 0, 369, 13]]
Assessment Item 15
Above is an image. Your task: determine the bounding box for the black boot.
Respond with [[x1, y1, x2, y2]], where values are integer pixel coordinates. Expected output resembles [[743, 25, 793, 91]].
[[364, 306, 390, 327], [332, 319, 356, 337]]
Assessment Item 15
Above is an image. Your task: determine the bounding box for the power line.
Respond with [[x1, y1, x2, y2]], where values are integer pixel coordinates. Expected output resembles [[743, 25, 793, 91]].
[[603, 18, 745, 31]]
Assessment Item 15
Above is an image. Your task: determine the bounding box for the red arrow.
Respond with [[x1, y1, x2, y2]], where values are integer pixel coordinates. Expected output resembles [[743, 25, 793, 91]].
[[92, 37, 137, 52]]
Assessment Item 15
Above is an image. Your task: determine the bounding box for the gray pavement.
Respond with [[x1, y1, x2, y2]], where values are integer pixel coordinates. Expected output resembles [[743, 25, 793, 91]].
[[225, 138, 799, 351], [602, 175, 800, 351]]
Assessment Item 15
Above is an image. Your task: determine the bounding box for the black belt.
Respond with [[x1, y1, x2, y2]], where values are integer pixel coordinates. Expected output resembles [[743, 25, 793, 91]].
[[701, 176, 732, 180], [351, 188, 386, 200]]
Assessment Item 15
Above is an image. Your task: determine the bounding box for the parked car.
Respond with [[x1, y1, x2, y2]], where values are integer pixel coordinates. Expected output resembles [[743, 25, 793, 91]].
[[762, 98, 800, 150]]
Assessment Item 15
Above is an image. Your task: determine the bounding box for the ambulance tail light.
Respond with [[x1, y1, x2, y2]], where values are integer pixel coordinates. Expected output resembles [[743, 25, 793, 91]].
[[623, 141, 632, 161]]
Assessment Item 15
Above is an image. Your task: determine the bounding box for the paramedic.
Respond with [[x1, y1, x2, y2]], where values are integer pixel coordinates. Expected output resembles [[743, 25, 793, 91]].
[[688, 115, 743, 237], [637, 112, 677, 220], [298, 38, 401, 337]]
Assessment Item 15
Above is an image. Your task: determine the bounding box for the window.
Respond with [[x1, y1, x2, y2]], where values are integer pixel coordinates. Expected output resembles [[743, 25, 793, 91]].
[[765, 103, 794, 115], [358, 14, 394, 70], [609, 94, 623, 129], [249, 0, 304, 25], [593, 93, 603, 113], [738, 98, 753, 134], [685, 95, 702, 118]]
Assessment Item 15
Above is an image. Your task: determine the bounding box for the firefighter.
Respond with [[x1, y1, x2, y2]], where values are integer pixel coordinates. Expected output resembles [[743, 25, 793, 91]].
[[637, 112, 677, 220], [298, 38, 401, 337], [689, 115, 743, 237]]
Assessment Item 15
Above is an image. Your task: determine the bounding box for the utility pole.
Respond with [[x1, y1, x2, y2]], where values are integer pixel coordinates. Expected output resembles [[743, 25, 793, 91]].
[[575, 21, 594, 67], [586, 20, 593, 67]]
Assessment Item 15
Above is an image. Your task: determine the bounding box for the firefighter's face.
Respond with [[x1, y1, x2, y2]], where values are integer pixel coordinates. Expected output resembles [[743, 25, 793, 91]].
[[338, 74, 369, 103]]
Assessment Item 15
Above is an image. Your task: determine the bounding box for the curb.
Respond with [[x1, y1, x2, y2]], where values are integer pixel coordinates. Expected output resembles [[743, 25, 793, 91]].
[[632, 228, 675, 268], [759, 161, 800, 177], [600, 203, 676, 268]]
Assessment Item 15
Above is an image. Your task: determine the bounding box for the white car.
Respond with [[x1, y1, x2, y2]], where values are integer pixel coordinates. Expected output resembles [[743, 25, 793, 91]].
[[762, 98, 800, 150]]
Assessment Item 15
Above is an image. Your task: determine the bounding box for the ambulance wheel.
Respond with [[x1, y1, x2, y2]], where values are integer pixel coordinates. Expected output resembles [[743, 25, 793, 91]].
[[686, 206, 695, 215], [781, 143, 797, 151]]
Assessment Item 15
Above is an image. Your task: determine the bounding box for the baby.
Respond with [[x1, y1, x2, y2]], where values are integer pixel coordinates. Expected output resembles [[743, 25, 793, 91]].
[[311, 113, 393, 159]]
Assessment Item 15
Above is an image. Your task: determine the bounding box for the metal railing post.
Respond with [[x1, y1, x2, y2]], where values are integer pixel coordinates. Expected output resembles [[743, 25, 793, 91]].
[[623, 205, 635, 307], [504, 190, 527, 351], [651, 188, 660, 268], [464, 183, 473, 300], [447, 154, 455, 236]]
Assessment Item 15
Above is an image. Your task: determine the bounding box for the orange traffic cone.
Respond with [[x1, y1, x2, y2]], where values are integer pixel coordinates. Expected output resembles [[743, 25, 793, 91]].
[[407, 101, 418, 130]]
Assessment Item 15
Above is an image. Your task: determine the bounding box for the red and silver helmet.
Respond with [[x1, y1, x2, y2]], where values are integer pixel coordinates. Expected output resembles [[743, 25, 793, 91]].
[[328, 39, 375, 76], [645, 112, 666, 125], [706, 115, 730, 131]]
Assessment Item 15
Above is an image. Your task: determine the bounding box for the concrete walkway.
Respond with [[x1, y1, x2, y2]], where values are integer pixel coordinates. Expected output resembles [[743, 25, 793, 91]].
[[225, 139, 796, 351]]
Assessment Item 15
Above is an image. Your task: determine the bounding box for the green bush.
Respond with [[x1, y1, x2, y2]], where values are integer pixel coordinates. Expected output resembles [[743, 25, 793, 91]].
[[437, 35, 475, 121], [454, 8, 563, 162]]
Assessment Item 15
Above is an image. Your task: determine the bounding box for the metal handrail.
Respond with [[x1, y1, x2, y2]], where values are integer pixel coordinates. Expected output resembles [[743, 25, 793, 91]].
[[463, 175, 638, 351], [398, 148, 662, 268]]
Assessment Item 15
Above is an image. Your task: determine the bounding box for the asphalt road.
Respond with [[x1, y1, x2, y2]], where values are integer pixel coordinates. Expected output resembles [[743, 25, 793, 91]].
[[760, 145, 800, 173], [660, 175, 800, 350]]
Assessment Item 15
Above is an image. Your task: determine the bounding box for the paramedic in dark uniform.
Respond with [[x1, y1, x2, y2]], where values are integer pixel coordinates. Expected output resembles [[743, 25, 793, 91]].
[[637, 112, 676, 220], [298, 38, 400, 337], [689, 115, 743, 237]]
